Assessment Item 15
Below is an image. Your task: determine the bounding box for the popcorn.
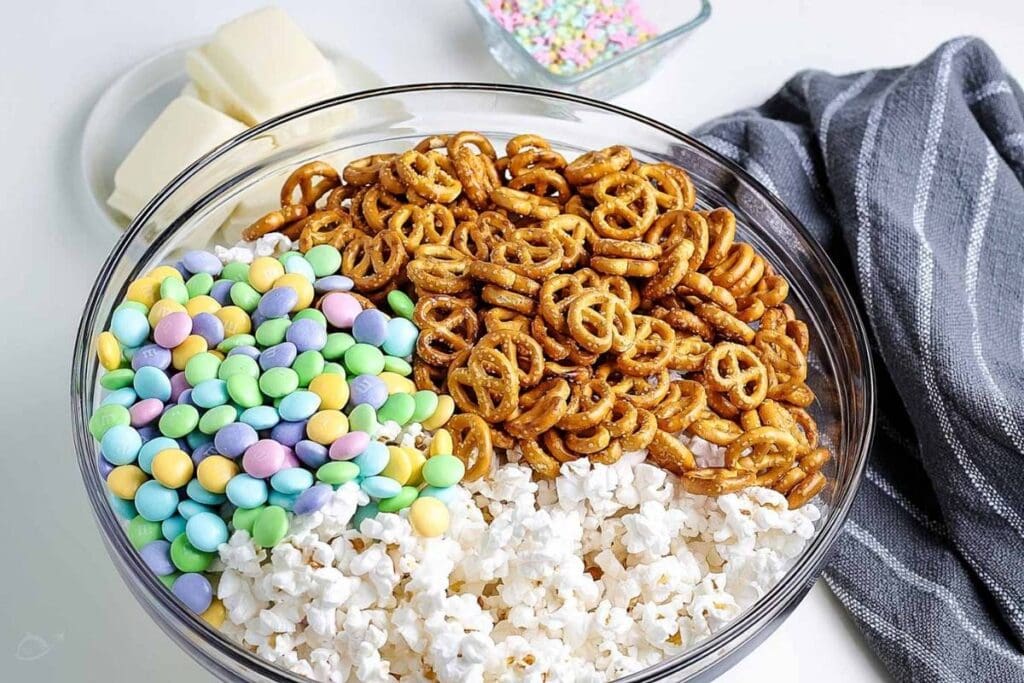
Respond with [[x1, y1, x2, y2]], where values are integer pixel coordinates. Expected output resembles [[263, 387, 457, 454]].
[[218, 454, 820, 682]]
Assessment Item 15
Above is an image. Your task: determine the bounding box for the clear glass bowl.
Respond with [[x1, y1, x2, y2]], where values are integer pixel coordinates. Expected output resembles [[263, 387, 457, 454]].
[[465, 0, 712, 99], [72, 84, 875, 682]]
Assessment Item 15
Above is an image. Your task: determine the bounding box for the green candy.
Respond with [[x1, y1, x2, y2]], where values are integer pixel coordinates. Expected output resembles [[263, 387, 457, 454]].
[[170, 534, 215, 572], [293, 308, 327, 327], [410, 390, 439, 423], [322, 332, 355, 361], [382, 355, 412, 376], [128, 516, 163, 550], [199, 405, 238, 434], [159, 404, 200, 438], [159, 276, 189, 305], [100, 368, 135, 391], [378, 486, 418, 513], [348, 403, 379, 435], [259, 367, 299, 398], [322, 362, 346, 376], [344, 343, 385, 375], [230, 281, 261, 312], [90, 404, 130, 441], [422, 454, 466, 488], [304, 245, 342, 277], [186, 273, 214, 298], [316, 461, 359, 485], [218, 354, 259, 380], [377, 393, 416, 426], [252, 505, 289, 547], [226, 374, 263, 408], [232, 506, 264, 534], [116, 301, 149, 316], [158, 573, 179, 589], [386, 290, 415, 321], [222, 261, 250, 283], [185, 352, 222, 386], [255, 318, 291, 347], [293, 351, 325, 387], [218, 333, 257, 353]]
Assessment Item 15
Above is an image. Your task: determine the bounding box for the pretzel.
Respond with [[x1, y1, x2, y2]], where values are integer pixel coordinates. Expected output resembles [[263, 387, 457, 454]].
[[480, 284, 536, 315], [723, 427, 798, 470], [242, 204, 308, 241], [620, 408, 658, 451], [615, 315, 675, 375], [395, 150, 463, 203], [406, 244, 472, 294], [490, 187, 560, 219], [414, 295, 480, 367], [491, 228, 564, 279], [566, 289, 636, 354], [646, 429, 696, 475], [636, 163, 688, 210], [520, 438, 564, 479], [506, 378, 570, 439], [556, 379, 615, 432], [565, 145, 632, 185], [280, 161, 340, 209], [654, 380, 706, 434], [447, 347, 520, 423], [361, 186, 404, 232], [680, 468, 756, 496], [704, 342, 768, 411], [668, 335, 712, 372], [468, 260, 540, 296], [474, 330, 545, 388], [341, 230, 406, 292], [784, 471, 827, 508], [388, 205, 430, 254], [297, 209, 357, 252], [447, 413, 494, 482], [538, 274, 584, 334], [343, 154, 395, 187], [483, 307, 530, 333], [413, 358, 447, 393], [700, 207, 737, 269]]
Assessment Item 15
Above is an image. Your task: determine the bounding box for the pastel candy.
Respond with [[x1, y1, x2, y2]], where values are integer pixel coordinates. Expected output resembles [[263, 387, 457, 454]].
[[271, 420, 307, 447], [132, 344, 172, 370], [242, 439, 285, 478], [294, 440, 329, 468], [313, 275, 353, 293], [278, 391, 321, 421], [321, 292, 362, 328], [214, 422, 258, 458], [259, 342, 297, 371], [353, 441, 389, 477], [361, 476, 401, 499], [191, 312, 225, 347], [257, 286, 298, 318], [352, 309, 389, 347], [154, 312, 193, 349], [286, 318, 326, 352], [293, 483, 332, 515], [348, 374, 388, 410], [182, 250, 223, 276], [129, 398, 164, 428], [381, 317, 418, 358], [329, 431, 370, 461]]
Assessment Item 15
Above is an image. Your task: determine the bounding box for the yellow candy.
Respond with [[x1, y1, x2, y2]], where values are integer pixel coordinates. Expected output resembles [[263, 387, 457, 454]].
[[208, 350, 226, 361], [404, 446, 426, 485], [272, 273, 314, 311], [172, 335, 208, 370], [97, 331, 122, 371], [248, 256, 285, 293], [148, 265, 183, 282], [201, 598, 226, 628], [215, 306, 252, 336], [185, 295, 221, 317], [151, 448, 194, 489], [379, 372, 416, 395], [429, 429, 453, 457], [148, 298, 187, 327], [409, 497, 450, 537], [306, 410, 348, 445], [421, 395, 455, 430], [309, 373, 349, 411], [197, 455, 238, 494], [381, 446, 413, 485], [107, 465, 148, 500], [125, 277, 161, 308]]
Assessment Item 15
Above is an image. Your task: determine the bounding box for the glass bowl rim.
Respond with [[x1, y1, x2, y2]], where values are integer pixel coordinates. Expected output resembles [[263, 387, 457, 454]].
[[464, 0, 713, 85], [72, 82, 875, 681]]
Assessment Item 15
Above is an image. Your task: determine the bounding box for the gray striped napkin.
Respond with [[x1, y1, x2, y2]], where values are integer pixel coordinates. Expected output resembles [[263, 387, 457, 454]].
[[693, 37, 1024, 682]]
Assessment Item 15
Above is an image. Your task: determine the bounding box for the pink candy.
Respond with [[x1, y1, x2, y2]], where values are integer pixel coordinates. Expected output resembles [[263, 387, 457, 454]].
[[153, 312, 192, 349], [330, 431, 370, 461], [130, 398, 164, 427], [321, 292, 362, 329], [243, 439, 286, 478]]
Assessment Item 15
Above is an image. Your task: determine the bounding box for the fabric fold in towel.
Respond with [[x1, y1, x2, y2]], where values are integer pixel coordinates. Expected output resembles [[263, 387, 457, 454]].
[[693, 37, 1024, 682]]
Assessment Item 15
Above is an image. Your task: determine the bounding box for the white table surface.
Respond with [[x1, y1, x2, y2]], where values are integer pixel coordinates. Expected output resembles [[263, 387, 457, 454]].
[[4, 0, 1021, 680]]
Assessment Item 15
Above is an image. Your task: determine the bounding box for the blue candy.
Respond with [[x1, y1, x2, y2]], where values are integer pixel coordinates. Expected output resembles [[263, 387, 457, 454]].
[[186, 479, 227, 506], [108, 492, 137, 520], [227, 344, 261, 360], [283, 256, 315, 281], [225, 474, 269, 509], [140, 540, 175, 575], [101, 387, 138, 408], [418, 485, 458, 504], [185, 511, 229, 552], [210, 279, 234, 305], [278, 391, 321, 421], [270, 467, 314, 495], [313, 275, 354, 293], [172, 573, 213, 614], [138, 437, 179, 474], [134, 480, 180, 522], [191, 379, 230, 408], [294, 440, 329, 468], [381, 317, 419, 358], [361, 476, 401, 499], [134, 366, 172, 401], [110, 307, 150, 347], [177, 499, 212, 520], [353, 441, 389, 478], [257, 287, 298, 319], [351, 502, 379, 531], [239, 405, 280, 430], [161, 514, 187, 541], [100, 424, 143, 465], [271, 420, 307, 447], [131, 343, 172, 371], [268, 490, 299, 511]]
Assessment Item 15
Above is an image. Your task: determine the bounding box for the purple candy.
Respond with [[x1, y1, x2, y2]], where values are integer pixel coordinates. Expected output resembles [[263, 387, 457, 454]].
[[191, 312, 225, 346], [177, 389, 194, 406], [329, 431, 370, 461], [172, 573, 213, 613], [169, 372, 190, 402], [348, 374, 388, 410], [173, 261, 190, 279], [271, 420, 307, 448], [259, 342, 297, 371], [321, 292, 362, 329], [140, 540, 175, 576], [243, 439, 286, 478], [132, 344, 172, 371], [286, 318, 327, 352], [191, 442, 218, 465], [258, 287, 298, 318], [138, 425, 160, 441], [293, 483, 333, 515], [182, 250, 223, 277], [97, 454, 115, 479], [154, 312, 193, 349], [250, 310, 269, 328], [227, 345, 261, 360], [130, 398, 164, 427], [313, 275, 354, 294], [210, 279, 234, 305], [214, 422, 258, 459], [294, 440, 329, 468], [352, 309, 390, 347]]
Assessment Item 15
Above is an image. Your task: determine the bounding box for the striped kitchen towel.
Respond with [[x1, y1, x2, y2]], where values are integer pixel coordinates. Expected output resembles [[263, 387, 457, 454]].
[[694, 38, 1024, 682]]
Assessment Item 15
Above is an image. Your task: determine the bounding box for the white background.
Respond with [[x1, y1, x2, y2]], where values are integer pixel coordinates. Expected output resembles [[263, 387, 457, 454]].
[[3, 0, 1021, 680]]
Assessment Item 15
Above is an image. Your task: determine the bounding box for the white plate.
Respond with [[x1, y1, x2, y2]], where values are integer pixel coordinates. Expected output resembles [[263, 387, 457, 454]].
[[80, 38, 386, 237]]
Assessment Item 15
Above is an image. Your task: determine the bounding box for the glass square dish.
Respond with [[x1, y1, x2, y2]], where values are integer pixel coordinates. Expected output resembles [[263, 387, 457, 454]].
[[465, 0, 711, 99]]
